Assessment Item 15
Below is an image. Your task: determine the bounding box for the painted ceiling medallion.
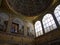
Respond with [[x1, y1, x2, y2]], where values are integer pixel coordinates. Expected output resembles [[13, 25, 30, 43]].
[[6, 0, 52, 16]]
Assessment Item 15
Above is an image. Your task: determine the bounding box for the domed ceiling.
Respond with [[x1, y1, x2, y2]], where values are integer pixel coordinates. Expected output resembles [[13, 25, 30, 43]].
[[6, 0, 52, 16]]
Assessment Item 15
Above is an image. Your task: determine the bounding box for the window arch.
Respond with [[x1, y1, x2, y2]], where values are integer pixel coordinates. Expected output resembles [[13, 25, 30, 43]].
[[42, 14, 57, 33], [35, 21, 43, 37], [54, 4, 60, 24]]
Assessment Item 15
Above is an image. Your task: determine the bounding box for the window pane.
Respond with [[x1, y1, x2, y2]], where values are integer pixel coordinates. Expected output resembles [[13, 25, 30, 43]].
[[45, 28, 48, 33], [53, 24, 57, 29], [42, 14, 57, 33]]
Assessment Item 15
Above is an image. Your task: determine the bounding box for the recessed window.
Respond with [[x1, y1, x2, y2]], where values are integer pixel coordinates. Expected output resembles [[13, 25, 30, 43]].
[[42, 14, 57, 33], [54, 4, 60, 24], [35, 21, 43, 37]]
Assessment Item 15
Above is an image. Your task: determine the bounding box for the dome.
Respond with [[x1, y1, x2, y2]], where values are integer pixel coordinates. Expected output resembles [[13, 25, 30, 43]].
[[6, 0, 52, 16]]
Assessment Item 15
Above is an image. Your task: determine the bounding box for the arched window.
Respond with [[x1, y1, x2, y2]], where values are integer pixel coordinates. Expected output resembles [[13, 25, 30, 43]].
[[54, 4, 60, 24], [42, 14, 57, 33], [35, 21, 43, 37]]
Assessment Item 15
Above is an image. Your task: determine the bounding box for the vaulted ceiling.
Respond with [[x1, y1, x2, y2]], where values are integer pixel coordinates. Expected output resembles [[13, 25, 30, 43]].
[[0, 0, 58, 23], [7, 0, 53, 16]]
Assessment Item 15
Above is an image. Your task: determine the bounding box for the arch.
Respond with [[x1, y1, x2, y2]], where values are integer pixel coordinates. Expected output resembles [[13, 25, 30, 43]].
[[42, 14, 57, 33], [11, 18, 24, 33], [0, 12, 9, 31], [54, 4, 60, 24], [35, 21, 43, 37], [12, 18, 24, 30], [0, 12, 9, 21]]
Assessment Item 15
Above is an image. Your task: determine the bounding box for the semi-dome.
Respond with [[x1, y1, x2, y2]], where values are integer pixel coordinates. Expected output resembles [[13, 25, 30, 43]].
[[6, 0, 53, 16]]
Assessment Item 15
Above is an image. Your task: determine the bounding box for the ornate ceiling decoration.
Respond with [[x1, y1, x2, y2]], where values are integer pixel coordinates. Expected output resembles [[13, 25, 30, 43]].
[[6, 0, 53, 16]]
